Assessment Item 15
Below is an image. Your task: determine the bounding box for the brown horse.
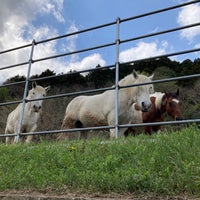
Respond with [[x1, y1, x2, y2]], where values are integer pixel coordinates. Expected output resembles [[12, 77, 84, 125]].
[[125, 89, 183, 135]]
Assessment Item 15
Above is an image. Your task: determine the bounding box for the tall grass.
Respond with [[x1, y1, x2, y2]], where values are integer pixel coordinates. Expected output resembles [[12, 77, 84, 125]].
[[0, 125, 200, 196]]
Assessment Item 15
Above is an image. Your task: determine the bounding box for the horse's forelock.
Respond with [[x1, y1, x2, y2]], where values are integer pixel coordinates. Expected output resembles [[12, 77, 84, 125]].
[[28, 85, 46, 99], [35, 85, 46, 93], [119, 73, 152, 86], [172, 98, 180, 104], [118, 73, 137, 86], [150, 92, 165, 110]]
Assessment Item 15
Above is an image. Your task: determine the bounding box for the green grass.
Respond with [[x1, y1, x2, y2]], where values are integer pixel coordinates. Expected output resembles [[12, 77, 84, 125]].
[[0, 125, 200, 196]]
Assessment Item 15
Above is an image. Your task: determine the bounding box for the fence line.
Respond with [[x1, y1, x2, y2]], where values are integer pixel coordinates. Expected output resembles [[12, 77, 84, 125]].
[[0, 1, 200, 141]]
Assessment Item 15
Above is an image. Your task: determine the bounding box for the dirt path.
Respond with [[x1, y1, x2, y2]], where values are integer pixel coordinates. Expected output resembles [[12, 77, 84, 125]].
[[0, 192, 200, 200]]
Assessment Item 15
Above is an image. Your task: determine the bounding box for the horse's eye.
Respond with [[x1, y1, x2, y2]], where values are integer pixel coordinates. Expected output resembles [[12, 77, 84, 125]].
[[169, 102, 172, 106], [149, 86, 153, 94], [32, 92, 35, 95]]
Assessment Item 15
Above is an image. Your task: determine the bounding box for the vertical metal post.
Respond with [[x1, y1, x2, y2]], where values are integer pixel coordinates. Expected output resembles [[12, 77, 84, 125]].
[[15, 40, 35, 143], [115, 17, 120, 139]]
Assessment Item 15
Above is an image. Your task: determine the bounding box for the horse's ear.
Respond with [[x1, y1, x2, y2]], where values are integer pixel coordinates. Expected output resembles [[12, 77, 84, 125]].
[[45, 86, 50, 93], [176, 88, 179, 96], [132, 70, 138, 79], [149, 73, 154, 80], [32, 81, 37, 88]]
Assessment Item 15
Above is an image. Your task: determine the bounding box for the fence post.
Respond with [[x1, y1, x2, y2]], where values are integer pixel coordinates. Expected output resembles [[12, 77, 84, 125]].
[[115, 17, 120, 139], [14, 40, 36, 143]]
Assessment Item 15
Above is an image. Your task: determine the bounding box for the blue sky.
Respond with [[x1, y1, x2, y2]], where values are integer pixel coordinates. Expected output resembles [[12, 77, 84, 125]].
[[0, 0, 200, 83]]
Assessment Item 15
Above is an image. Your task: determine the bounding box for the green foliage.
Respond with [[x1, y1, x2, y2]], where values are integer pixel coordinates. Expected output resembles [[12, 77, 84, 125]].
[[3, 57, 200, 92], [0, 87, 10, 102], [5, 75, 26, 84], [0, 126, 200, 196], [86, 65, 114, 87]]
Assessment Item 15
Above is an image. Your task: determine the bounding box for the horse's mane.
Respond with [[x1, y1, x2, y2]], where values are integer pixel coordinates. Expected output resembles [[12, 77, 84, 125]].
[[150, 92, 165, 110], [118, 74, 136, 86]]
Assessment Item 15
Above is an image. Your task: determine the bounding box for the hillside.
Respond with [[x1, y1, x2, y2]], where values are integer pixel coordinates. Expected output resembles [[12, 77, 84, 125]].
[[0, 58, 200, 141]]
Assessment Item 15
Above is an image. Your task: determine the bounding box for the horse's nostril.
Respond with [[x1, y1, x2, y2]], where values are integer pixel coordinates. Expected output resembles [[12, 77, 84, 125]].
[[142, 102, 145, 107]]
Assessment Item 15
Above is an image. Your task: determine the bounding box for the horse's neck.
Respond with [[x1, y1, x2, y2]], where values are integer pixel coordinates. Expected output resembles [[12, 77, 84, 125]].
[[24, 102, 36, 117], [119, 76, 137, 107], [118, 74, 135, 86]]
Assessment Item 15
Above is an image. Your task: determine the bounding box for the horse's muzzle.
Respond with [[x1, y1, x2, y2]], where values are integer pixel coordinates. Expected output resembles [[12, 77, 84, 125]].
[[141, 102, 152, 112], [33, 105, 42, 112]]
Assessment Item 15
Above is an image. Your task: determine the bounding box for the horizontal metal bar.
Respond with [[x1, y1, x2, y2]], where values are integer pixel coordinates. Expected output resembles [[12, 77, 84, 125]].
[[121, 22, 200, 44], [14, 125, 115, 137], [0, 80, 25, 89], [0, 133, 18, 138], [120, 73, 200, 89], [36, 22, 116, 45], [26, 86, 116, 103], [1, 72, 199, 107], [0, 0, 195, 53], [0, 43, 32, 55], [120, 119, 200, 128], [122, 47, 200, 66], [0, 61, 29, 71], [121, 0, 200, 23], [0, 118, 199, 138], [0, 99, 22, 107], [30, 23, 200, 65], [1, 30, 199, 73], [0, 0, 195, 55], [32, 42, 115, 63], [29, 64, 115, 82]]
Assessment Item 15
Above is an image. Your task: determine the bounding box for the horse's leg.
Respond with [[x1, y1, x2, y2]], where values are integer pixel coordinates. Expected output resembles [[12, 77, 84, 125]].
[[79, 131, 88, 140], [25, 124, 37, 143], [124, 127, 136, 137], [119, 128, 127, 137], [109, 127, 126, 139], [57, 116, 75, 141], [5, 129, 12, 144], [109, 129, 115, 139], [152, 125, 161, 133], [13, 124, 21, 144], [25, 135, 33, 144], [144, 126, 152, 135]]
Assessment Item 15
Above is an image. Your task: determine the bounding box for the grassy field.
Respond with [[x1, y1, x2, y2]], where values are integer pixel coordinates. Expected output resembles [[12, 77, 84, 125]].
[[0, 125, 200, 197]]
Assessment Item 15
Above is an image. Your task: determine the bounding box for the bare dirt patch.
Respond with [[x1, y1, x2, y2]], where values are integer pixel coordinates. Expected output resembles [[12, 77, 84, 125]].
[[0, 190, 200, 200]]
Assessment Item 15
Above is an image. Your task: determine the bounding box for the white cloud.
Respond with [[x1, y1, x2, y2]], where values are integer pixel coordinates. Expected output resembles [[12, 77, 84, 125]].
[[0, 0, 84, 84], [40, 0, 64, 22], [194, 43, 200, 57], [66, 53, 106, 72], [0, 0, 107, 84], [177, 3, 200, 41], [119, 41, 168, 63]]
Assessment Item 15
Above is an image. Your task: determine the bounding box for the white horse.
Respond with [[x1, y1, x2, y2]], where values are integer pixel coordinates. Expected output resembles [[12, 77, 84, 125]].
[[57, 70, 154, 140], [5, 82, 50, 144]]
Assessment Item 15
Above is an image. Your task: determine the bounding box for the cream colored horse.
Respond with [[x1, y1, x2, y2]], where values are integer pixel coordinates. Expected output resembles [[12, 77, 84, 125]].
[[5, 82, 50, 144], [58, 70, 154, 140]]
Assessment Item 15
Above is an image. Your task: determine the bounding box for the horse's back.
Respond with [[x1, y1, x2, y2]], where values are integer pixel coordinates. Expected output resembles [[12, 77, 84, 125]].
[[63, 94, 109, 128]]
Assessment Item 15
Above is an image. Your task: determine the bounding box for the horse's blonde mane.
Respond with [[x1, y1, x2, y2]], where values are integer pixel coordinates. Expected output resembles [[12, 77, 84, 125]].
[[118, 73, 149, 86], [150, 92, 165, 110], [118, 74, 136, 86]]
